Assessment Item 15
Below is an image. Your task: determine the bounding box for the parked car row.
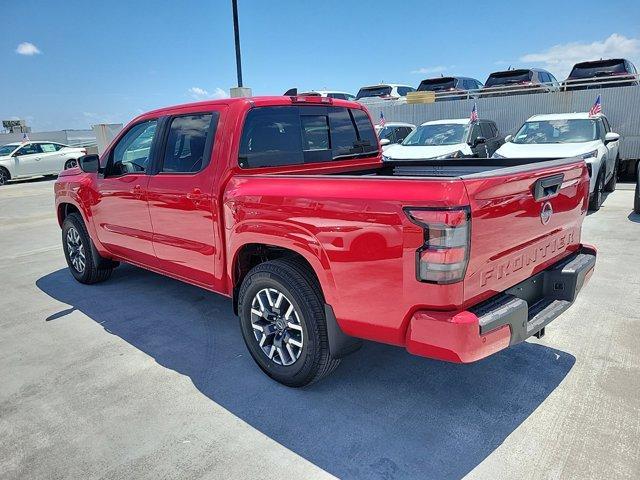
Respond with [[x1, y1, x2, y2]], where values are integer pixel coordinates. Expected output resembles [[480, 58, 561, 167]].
[[353, 58, 638, 104], [377, 111, 621, 212], [0, 141, 87, 186]]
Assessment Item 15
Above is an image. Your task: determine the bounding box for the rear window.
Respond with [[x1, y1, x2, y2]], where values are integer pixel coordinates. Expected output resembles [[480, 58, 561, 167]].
[[568, 60, 628, 79], [239, 106, 378, 168], [417, 78, 457, 92], [485, 70, 533, 87], [356, 86, 392, 99]]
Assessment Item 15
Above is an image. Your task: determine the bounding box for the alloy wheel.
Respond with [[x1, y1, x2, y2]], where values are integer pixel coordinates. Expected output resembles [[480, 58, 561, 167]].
[[66, 159, 78, 169], [66, 227, 86, 273], [250, 287, 304, 366], [0, 170, 6, 186]]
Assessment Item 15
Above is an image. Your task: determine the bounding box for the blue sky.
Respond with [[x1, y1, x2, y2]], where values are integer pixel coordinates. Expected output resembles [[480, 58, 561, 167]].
[[2, 0, 639, 131]]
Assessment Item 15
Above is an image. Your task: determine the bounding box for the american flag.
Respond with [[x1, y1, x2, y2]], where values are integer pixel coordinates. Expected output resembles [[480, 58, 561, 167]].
[[589, 95, 602, 117], [379, 111, 386, 127], [469, 103, 478, 123]]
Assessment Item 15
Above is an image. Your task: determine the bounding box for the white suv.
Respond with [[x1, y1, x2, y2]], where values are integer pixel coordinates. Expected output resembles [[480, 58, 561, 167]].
[[0, 141, 87, 185], [493, 113, 620, 211]]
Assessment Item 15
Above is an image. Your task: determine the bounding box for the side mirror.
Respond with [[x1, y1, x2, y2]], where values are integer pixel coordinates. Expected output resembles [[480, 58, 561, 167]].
[[379, 138, 391, 146], [604, 132, 620, 144], [473, 136, 487, 147], [78, 154, 100, 173], [505, 134, 513, 143]]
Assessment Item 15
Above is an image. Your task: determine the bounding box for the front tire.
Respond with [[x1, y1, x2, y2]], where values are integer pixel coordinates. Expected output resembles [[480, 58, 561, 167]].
[[589, 169, 605, 211], [604, 157, 618, 192], [0, 167, 9, 186], [238, 258, 340, 387], [62, 213, 115, 284]]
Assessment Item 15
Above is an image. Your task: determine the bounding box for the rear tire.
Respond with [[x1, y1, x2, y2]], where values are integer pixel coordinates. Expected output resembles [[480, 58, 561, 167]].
[[604, 157, 618, 192], [62, 213, 115, 284], [589, 169, 605, 211], [64, 159, 78, 169], [238, 258, 340, 387]]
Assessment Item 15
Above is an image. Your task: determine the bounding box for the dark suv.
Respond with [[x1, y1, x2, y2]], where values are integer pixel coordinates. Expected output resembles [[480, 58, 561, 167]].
[[481, 68, 559, 97], [563, 58, 638, 90], [416, 76, 484, 101]]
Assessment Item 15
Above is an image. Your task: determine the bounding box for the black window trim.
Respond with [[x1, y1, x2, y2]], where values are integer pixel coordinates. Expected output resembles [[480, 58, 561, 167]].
[[103, 117, 162, 178], [151, 111, 219, 176], [238, 105, 379, 169]]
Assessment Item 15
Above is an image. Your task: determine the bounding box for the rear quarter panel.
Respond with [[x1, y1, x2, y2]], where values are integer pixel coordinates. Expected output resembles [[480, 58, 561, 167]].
[[224, 175, 470, 345]]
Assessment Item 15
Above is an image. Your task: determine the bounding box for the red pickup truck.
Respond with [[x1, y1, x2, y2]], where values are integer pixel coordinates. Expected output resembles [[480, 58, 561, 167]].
[[55, 96, 596, 386]]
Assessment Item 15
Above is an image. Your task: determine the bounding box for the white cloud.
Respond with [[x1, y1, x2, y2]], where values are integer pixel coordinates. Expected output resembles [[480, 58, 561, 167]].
[[520, 33, 640, 79], [15, 42, 42, 56], [410, 65, 455, 75], [188, 86, 229, 100]]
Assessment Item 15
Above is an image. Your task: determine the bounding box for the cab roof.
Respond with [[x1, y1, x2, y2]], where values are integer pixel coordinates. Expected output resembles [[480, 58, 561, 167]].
[[136, 95, 366, 122]]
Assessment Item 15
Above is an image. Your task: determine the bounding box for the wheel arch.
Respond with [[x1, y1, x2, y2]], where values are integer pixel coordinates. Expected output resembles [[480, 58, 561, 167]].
[[230, 242, 334, 314], [0, 164, 12, 182], [56, 202, 83, 227]]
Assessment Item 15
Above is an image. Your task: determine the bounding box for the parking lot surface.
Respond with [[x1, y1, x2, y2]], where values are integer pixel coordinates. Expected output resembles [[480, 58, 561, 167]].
[[1, 178, 638, 480]]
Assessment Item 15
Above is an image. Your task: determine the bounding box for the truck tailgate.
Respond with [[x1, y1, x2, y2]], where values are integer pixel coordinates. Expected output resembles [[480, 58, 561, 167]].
[[461, 158, 589, 307]]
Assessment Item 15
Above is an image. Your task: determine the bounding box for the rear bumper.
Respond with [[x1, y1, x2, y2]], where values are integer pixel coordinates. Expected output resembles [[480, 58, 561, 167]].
[[405, 245, 596, 363]]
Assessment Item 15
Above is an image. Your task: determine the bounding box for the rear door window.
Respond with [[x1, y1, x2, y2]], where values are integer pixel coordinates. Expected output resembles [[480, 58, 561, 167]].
[[239, 106, 378, 168], [40, 143, 58, 153], [161, 113, 218, 173]]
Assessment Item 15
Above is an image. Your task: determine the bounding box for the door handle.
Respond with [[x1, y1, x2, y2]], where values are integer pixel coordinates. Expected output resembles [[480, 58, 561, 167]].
[[186, 188, 205, 206], [130, 184, 144, 199]]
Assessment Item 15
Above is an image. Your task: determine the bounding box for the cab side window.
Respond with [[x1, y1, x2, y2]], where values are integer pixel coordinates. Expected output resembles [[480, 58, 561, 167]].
[[40, 143, 58, 153], [108, 120, 158, 176], [161, 114, 217, 173], [16, 143, 43, 156]]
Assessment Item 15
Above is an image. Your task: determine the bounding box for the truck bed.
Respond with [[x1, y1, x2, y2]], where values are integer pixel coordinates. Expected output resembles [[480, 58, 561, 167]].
[[329, 157, 569, 179]]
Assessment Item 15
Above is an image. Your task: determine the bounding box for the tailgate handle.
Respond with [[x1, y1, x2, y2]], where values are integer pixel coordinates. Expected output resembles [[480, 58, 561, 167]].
[[534, 173, 564, 201]]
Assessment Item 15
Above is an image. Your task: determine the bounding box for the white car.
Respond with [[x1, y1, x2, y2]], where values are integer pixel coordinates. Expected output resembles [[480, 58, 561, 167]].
[[0, 141, 87, 186], [493, 113, 620, 211], [355, 84, 415, 105], [375, 122, 416, 150], [382, 119, 499, 160], [299, 90, 356, 101]]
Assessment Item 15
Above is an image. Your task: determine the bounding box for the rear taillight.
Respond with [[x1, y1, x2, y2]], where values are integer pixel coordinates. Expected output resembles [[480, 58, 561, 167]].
[[405, 207, 470, 284]]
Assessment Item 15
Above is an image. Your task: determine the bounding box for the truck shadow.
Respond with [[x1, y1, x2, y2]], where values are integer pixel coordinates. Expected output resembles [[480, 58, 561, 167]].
[[37, 265, 575, 480]]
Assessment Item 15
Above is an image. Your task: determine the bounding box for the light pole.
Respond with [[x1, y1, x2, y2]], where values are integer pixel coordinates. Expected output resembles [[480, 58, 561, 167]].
[[230, 0, 252, 97]]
